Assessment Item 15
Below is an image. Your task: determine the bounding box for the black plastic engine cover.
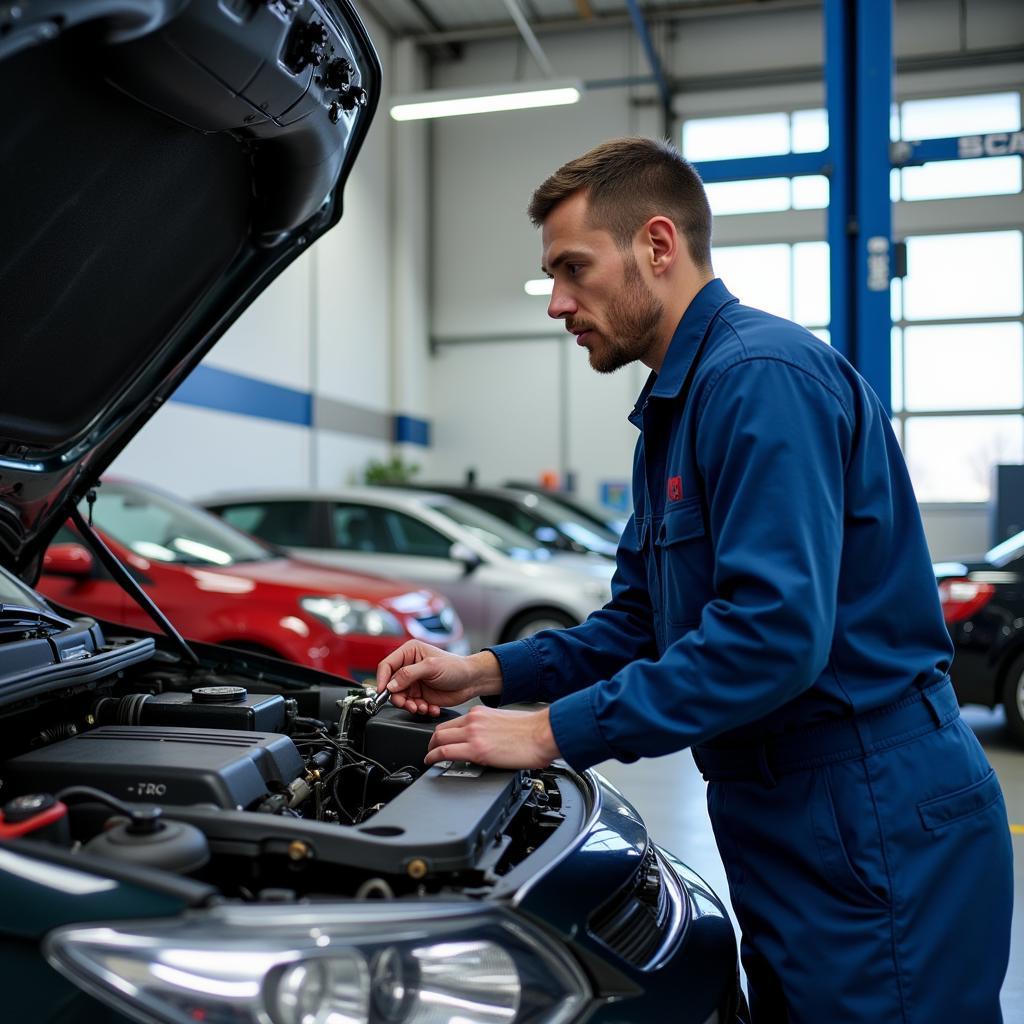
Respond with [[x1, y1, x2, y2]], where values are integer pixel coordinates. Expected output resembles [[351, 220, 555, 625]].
[[3, 726, 303, 809]]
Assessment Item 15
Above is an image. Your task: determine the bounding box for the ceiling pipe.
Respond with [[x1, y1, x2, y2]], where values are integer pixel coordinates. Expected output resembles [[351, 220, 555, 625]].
[[501, 0, 556, 77], [624, 0, 672, 119]]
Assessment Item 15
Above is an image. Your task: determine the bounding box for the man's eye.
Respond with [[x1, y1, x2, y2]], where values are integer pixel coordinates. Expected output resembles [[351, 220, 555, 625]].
[[568, 264, 583, 277]]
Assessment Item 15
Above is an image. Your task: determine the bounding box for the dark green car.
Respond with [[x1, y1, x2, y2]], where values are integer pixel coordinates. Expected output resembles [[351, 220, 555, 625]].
[[0, 3, 740, 1022]]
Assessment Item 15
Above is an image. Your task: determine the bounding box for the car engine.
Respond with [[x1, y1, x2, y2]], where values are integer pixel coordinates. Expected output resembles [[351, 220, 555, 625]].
[[0, 629, 576, 904]]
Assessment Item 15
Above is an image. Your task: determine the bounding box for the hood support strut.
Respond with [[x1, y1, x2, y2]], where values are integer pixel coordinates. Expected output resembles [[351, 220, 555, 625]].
[[69, 499, 200, 668]]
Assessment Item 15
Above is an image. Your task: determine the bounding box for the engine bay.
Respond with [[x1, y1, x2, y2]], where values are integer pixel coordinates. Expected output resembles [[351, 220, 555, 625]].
[[0, 631, 577, 904]]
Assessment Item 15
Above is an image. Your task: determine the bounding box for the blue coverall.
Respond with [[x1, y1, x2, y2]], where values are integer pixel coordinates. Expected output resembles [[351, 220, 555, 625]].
[[488, 279, 1013, 1023]]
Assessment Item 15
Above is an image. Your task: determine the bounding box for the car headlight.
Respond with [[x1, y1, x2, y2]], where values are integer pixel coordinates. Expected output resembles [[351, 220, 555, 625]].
[[44, 902, 590, 1024], [300, 596, 404, 637]]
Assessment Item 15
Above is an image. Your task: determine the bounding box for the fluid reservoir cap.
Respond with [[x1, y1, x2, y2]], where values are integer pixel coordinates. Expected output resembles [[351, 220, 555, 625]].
[[192, 685, 247, 704], [3, 793, 57, 823]]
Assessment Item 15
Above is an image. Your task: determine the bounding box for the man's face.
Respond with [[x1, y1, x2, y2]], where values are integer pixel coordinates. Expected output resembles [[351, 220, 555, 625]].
[[541, 192, 664, 374]]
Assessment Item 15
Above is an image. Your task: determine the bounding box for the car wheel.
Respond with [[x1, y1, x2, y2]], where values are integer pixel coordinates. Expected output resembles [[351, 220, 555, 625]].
[[503, 609, 576, 642], [1001, 653, 1024, 746]]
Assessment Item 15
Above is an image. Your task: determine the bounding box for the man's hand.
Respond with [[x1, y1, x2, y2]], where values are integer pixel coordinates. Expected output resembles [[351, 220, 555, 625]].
[[424, 705, 560, 769], [376, 641, 503, 716]]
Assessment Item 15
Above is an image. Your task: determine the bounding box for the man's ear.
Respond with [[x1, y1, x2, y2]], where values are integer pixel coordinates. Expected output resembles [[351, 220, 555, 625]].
[[642, 216, 680, 278]]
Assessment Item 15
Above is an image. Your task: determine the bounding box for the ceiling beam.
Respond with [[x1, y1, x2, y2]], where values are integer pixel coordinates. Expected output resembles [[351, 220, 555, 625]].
[[404, 0, 820, 45]]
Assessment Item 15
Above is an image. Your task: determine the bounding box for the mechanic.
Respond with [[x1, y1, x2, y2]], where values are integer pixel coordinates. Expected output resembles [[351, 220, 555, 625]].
[[377, 137, 1013, 1023]]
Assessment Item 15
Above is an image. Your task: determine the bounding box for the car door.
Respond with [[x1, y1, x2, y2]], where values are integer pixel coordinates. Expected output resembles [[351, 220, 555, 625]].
[[318, 503, 493, 648]]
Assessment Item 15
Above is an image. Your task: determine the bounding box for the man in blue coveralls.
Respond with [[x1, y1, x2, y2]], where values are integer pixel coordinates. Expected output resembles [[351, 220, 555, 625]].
[[377, 138, 1013, 1022]]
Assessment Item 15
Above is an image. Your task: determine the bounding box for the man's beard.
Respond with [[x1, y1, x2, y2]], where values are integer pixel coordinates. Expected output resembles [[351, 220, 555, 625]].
[[570, 255, 664, 374]]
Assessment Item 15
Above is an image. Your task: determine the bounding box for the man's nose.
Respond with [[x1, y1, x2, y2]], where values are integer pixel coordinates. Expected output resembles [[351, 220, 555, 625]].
[[547, 284, 576, 320]]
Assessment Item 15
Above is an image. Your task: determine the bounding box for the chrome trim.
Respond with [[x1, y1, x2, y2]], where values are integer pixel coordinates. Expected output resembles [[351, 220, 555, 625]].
[[646, 847, 688, 971]]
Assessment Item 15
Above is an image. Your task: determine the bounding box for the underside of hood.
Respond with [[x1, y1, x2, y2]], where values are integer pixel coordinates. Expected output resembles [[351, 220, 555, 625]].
[[0, 0, 380, 580]]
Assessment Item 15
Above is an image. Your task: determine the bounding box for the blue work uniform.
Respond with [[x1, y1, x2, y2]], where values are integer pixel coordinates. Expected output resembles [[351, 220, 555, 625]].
[[488, 279, 1013, 1023]]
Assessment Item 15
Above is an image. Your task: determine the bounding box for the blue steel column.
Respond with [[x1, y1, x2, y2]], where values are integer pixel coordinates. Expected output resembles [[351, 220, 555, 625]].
[[824, 0, 854, 360], [854, 0, 894, 414]]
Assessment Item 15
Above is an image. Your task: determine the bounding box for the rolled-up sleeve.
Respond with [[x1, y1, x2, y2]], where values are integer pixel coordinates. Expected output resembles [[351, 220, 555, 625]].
[[548, 357, 854, 770]]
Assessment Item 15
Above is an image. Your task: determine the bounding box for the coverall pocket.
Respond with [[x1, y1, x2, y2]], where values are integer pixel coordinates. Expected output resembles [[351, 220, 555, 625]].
[[811, 767, 892, 910], [656, 497, 713, 627], [917, 769, 1002, 833]]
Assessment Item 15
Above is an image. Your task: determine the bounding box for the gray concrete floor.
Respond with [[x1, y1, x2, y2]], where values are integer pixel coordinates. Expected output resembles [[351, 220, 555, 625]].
[[597, 705, 1023, 1021]]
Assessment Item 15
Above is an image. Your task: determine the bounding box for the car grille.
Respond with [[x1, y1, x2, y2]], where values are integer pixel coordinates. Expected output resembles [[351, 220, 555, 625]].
[[588, 846, 673, 968], [414, 612, 452, 635]]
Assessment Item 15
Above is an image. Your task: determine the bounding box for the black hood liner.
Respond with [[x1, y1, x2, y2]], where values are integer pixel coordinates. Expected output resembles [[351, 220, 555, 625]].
[[1, 39, 252, 450], [0, 0, 380, 579]]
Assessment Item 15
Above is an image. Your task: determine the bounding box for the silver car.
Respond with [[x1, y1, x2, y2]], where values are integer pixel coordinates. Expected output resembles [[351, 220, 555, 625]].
[[202, 487, 616, 650]]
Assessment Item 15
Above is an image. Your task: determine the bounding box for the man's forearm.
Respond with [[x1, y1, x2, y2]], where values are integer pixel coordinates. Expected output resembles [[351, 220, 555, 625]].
[[468, 650, 504, 698]]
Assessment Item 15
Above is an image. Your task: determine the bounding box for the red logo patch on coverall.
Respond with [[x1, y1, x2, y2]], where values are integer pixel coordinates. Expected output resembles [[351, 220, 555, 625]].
[[667, 476, 683, 502]]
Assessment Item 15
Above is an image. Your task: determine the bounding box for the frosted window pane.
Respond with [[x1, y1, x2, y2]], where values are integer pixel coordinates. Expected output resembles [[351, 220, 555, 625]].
[[903, 323, 1023, 411], [904, 415, 1024, 502], [810, 328, 831, 345], [705, 177, 791, 215], [903, 231, 1023, 320], [892, 327, 903, 413], [713, 245, 791, 319], [792, 175, 829, 209], [793, 241, 830, 326], [890, 168, 902, 202], [683, 112, 790, 161], [890, 104, 901, 143], [901, 157, 1021, 201], [900, 92, 1021, 142], [792, 109, 828, 152], [890, 279, 903, 321]]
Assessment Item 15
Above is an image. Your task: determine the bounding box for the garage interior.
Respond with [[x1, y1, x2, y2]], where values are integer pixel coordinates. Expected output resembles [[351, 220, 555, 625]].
[[22, 0, 1023, 1018]]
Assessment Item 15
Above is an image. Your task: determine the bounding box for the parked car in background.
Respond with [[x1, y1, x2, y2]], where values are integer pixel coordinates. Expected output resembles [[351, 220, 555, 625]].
[[503, 481, 630, 538], [936, 530, 1024, 744], [39, 480, 465, 682], [396, 483, 620, 559], [203, 487, 616, 649]]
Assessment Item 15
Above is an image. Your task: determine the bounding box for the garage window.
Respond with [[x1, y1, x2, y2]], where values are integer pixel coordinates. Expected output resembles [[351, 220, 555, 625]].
[[892, 229, 1024, 502], [711, 241, 829, 340]]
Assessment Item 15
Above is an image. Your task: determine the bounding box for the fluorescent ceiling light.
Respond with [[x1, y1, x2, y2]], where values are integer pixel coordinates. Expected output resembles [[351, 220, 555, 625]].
[[524, 278, 554, 296], [391, 79, 582, 122]]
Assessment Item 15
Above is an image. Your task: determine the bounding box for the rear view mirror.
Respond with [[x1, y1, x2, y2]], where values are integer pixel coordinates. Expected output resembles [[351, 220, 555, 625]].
[[449, 542, 482, 575], [44, 543, 94, 578]]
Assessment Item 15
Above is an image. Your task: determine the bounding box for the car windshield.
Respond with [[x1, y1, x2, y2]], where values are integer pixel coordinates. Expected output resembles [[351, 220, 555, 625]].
[[549, 493, 629, 535], [0, 563, 49, 610], [986, 530, 1024, 568], [524, 493, 622, 548], [88, 483, 273, 567], [428, 500, 547, 559]]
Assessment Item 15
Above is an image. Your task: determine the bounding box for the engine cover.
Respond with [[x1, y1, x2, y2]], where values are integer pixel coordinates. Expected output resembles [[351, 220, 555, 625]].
[[3, 726, 304, 810]]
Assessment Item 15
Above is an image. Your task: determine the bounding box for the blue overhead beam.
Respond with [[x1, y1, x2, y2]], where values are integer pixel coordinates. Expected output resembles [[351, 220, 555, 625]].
[[624, 0, 672, 115], [695, 150, 831, 184], [894, 131, 1024, 165]]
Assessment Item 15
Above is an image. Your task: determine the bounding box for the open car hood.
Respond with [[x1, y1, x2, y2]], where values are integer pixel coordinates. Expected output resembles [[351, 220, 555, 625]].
[[0, 0, 380, 581]]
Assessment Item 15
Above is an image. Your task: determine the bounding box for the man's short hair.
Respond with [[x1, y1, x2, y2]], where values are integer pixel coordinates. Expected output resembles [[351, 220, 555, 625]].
[[528, 137, 712, 270]]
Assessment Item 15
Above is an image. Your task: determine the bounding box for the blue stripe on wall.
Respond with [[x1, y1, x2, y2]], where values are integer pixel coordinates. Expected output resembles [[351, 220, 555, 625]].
[[394, 414, 431, 447], [170, 364, 431, 446], [173, 365, 312, 426]]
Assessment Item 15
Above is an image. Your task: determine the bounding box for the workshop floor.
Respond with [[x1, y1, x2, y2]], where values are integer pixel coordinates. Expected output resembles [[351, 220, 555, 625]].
[[597, 705, 1023, 1021]]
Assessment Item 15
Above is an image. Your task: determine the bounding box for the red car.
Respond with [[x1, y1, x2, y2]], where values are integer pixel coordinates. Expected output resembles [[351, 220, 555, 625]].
[[38, 479, 465, 681]]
